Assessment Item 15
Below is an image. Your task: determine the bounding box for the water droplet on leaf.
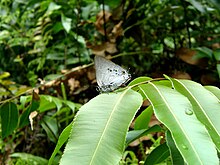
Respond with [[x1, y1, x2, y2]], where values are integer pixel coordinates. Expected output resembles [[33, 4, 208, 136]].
[[182, 145, 188, 150], [185, 109, 193, 115]]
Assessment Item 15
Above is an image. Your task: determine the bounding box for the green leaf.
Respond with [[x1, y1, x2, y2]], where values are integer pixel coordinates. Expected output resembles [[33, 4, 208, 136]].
[[128, 76, 152, 97], [144, 143, 170, 165], [186, 0, 206, 13], [10, 153, 48, 165], [194, 47, 213, 59], [41, 115, 59, 143], [128, 76, 152, 86], [48, 122, 72, 165], [213, 49, 220, 61], [38, 95, 64, 112], [207, 0, 220, 10], [169, 78, 220, 151], [164, 37, 175, 49], [166, 130, 184, 165], [61, 14, 72, 33], [0, 72, 10, 80], [204, 86, 220, 99], [126, 125, 162, 145], [139, 83, 218, 164], [46, 2, 61, 14], [217, 64, 220, 79], [134, 105, 153, 130], [38, 95, 57, 112], [60, 89, 143, 165], [0, 102, 18, 139]]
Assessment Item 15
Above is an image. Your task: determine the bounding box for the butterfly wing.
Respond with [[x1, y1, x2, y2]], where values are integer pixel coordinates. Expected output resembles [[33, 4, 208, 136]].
[[94, 56, 131, 92]]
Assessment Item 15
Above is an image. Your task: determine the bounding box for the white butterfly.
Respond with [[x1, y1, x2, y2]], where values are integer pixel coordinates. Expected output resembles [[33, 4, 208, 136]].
[[94, 55, 131, 92]]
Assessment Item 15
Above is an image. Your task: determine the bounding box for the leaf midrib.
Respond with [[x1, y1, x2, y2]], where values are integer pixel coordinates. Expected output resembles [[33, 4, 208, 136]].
[[140, 82, 202, 163], [174, 79, 220, 137], [89, 89, 130, 165]]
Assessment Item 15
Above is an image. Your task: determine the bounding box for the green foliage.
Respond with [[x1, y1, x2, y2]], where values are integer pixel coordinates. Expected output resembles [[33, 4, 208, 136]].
[[0, 0, 91, 86], [57, 76, 220, 164], [144, 143, 170, 165], [10, 153, 48, 165], [0, 91, 78, 164], [1, 0, 220, 164], [0, 102, 18, 138]]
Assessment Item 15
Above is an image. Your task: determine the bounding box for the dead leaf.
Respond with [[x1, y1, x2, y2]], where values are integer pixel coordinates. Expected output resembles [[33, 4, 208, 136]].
[[95, 11, 112, 35], [176, 47, 208, 67], [109, 21, 124, 42], [29, 111, 38, 131], [172, 71, 191, 80], [176, 48, 198, 65], [87, 42, 117, 56], [201, 72, 218, 85]]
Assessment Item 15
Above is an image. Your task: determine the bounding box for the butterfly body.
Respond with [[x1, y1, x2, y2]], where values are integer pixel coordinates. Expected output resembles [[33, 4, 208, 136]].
[[94, 56, 131, 92]]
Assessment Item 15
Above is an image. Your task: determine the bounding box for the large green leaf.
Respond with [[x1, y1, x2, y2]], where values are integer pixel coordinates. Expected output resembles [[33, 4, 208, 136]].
[[205, 86, 220, 99], [48, 122, 72, 165], [139, 83, 218, 164], [60, 89, 142, 165], [169, 78, 220, 151], [0, 102, 18, 139]]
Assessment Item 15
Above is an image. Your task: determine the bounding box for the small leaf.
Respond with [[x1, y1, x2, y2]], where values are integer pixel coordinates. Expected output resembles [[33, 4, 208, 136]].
[[41, 116, 59, 143], [134, 105, 153, 130], [64, 100, 75, 113], [0, 102, 18, 139], [61, 14, 72, 33], [144, 143, 170, 165], [126, 125, 162, 145], [213, 49, 220, 61], [38, 95, 57, 112], [186, 0, 205, 13], [0, 72, 10, 80], [166, 130, 184, 165], [48, 123, 72, 165], [194, 47, 213, 59], [46, 2, 61, 14], [217, 64, 220, 79]]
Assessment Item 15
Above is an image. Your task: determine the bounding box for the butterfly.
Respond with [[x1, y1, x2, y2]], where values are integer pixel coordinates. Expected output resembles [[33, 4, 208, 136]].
[[94, 55, 131, 92]]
